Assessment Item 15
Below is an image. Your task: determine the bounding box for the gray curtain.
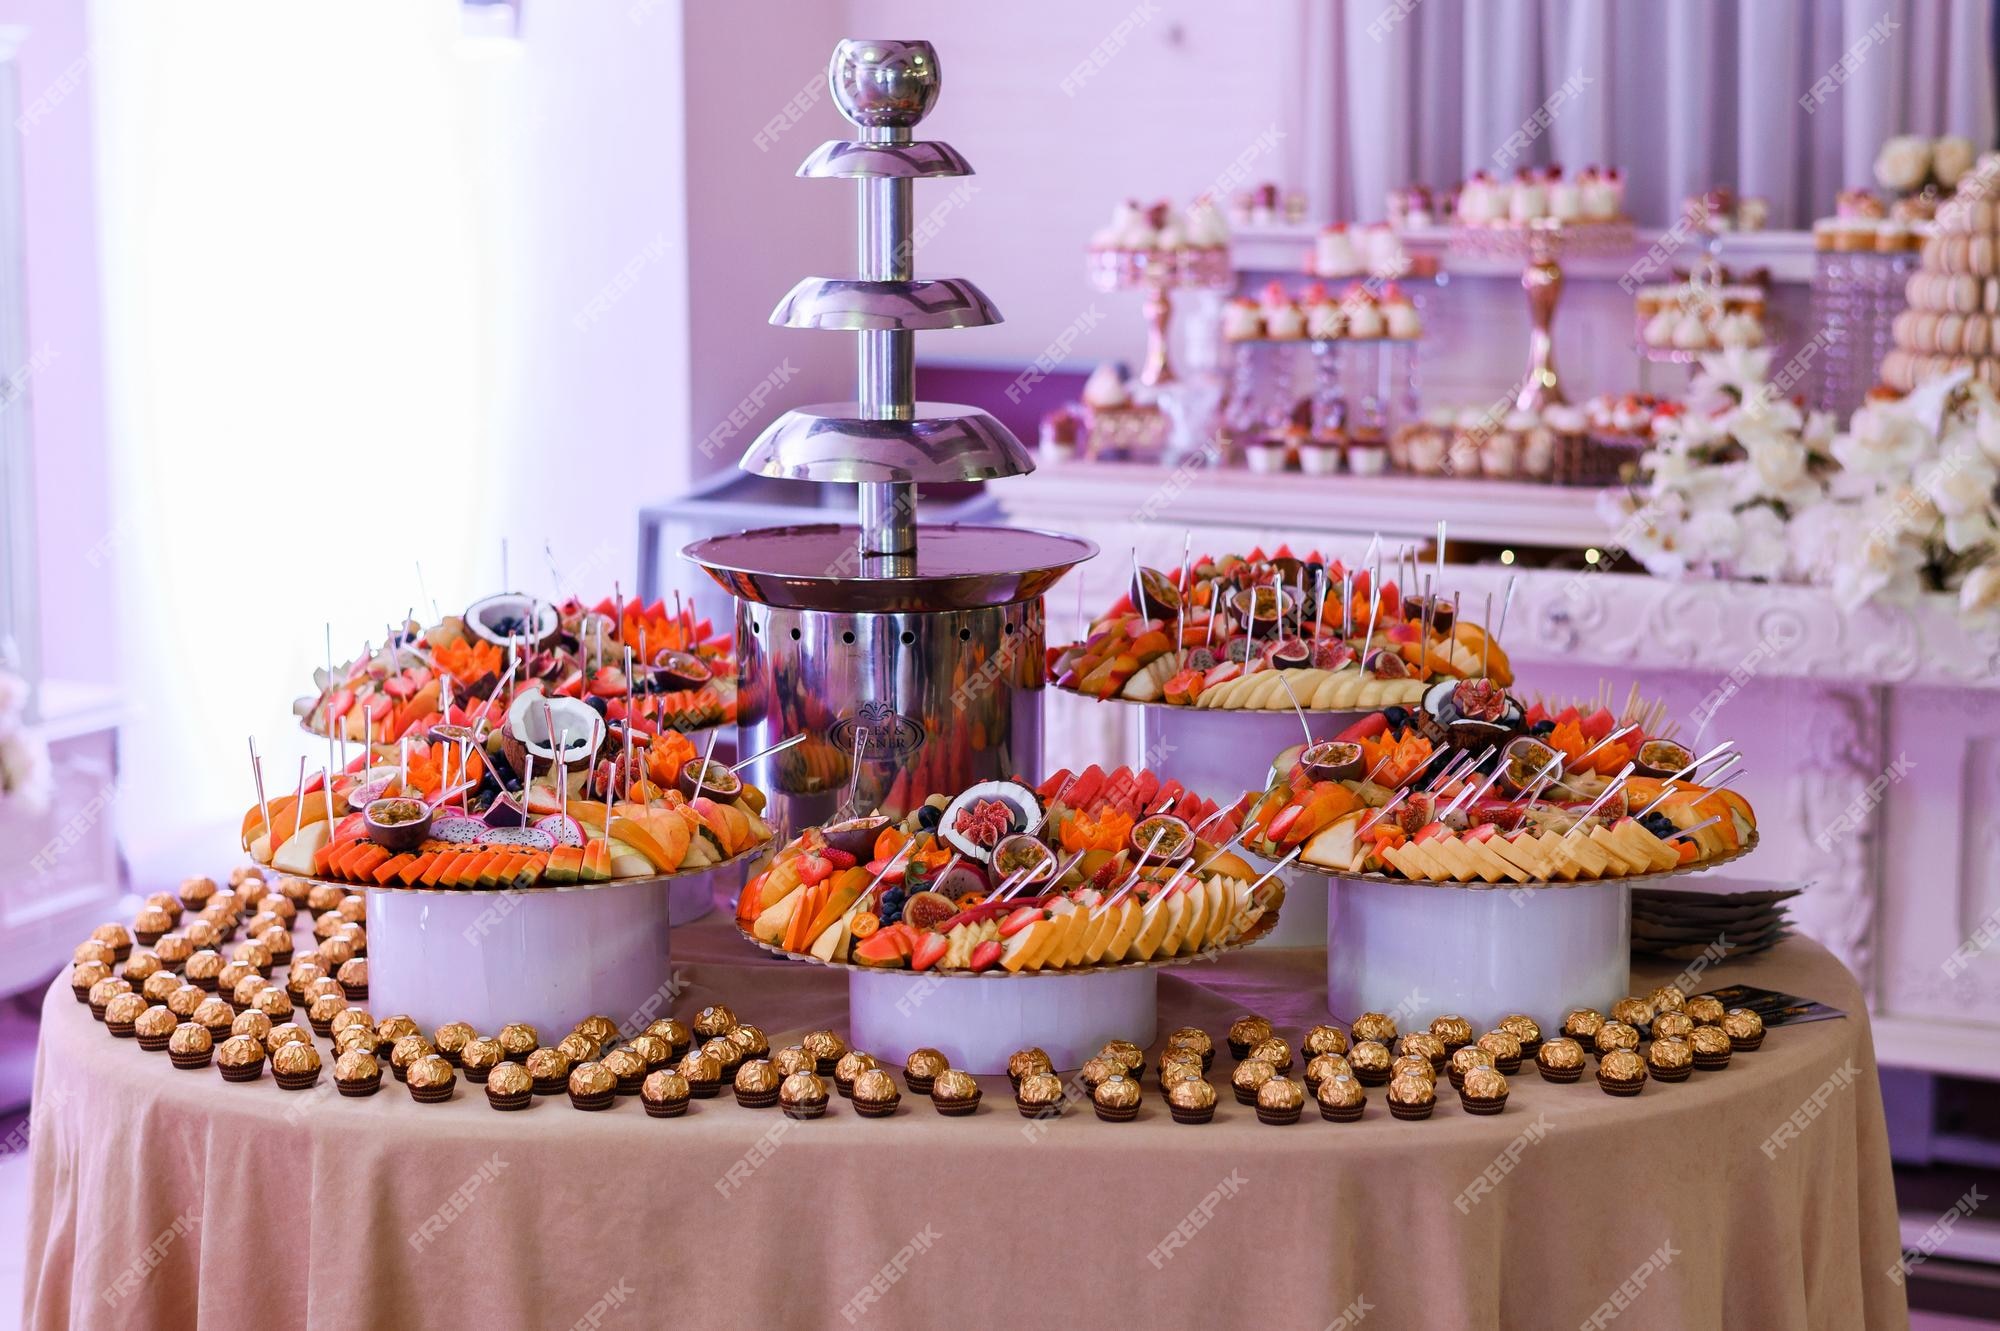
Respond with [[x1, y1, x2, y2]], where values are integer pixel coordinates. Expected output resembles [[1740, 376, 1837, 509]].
[[1303, 0, 1996, 228]]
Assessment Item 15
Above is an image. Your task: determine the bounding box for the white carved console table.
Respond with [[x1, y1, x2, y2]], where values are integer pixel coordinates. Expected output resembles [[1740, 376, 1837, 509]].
[[1001, 460, 2000, 1079]]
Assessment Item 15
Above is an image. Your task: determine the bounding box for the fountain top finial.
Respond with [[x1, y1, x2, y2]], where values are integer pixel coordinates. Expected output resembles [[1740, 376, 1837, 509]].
[[828, 39, 940, 132]]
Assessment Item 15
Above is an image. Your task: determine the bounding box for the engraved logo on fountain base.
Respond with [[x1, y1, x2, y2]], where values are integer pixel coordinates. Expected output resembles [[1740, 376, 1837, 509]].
[[828, 700, 927, 761]]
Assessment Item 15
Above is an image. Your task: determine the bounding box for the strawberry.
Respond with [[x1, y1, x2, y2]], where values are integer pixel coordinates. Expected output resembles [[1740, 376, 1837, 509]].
[[968, 939, 1003, 972], [796, 854, 832, 887], [588, 666, 627, 698], [821, 848, 857, 869], [911, 933, 949, 972], [999, 906, 1043, 938]]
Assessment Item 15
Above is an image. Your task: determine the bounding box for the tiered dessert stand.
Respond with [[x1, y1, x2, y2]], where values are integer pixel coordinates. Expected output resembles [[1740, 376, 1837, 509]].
[[687, 39, 1106, 1073], [1451, 218, 1636, 409]]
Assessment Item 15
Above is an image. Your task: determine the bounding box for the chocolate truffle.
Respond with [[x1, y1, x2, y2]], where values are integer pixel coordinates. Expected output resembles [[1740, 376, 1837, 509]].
[[179, 875, 218, 908], [903, 1048, 948, 1094], [1305, 1053, 1352, 1092], [104, 992, 148, 1036], [1255, 1076, 1305, 1125], [156, 934, 197, 968], [1351, 1011, 1399, 1047], [1159, 1051, 1205, 1087], [194, 996, 235, 1040], [88, 976, 133, 1020], [1611, 997, 1655, 1029], [1721, 1009, 1765, 1051], [433, 1022, 477, 1064], [125, 952, 166, 985], [1098, 1040, 1145, 1078], [1646, 1036, 1694, 1082], [677, 1050, 723, 1098], [727, 1024, 771, 1060], [1429, 1014, 1475, 1049], [1396, 1031, 1447, 1070], [216, 1034, 266, 1082], [169, 1022, 214, 1069], [1561, 1008, 1605, 1045], [603, 1047, 648, 1095], [306, 882, 344, 915], [573, 1014, 620, 1047], [263, 1021, 312, 1054], [641, 1070, 691, 1118], [132, 908, 174, 947], [1387, 1072, 1436, 1120], [166, 984, 207, 1020], [230, 975, 271, 1010], [802, 1029, 847, 1075], [1079, 1057, 1120, 1092], [498, 1023, 540, 1061], [780, 1071, 830, 1120], [1690, 1025, 1733, 1070], [286, 961, 327, 1000], [486, 1061, 534, 1111], [772, 1046, 815, 1080], [337, 895, 366, 924], [391, 1035, 437, 1081], [1008, 1048, 1054, 1087], [336, 958, 368, 1001], [1652, 1011, 1695, 1041], [335, 1049, 382, 1096], [692, 1005, 738, 1040], [528, 1047, 574, 1095], [141, 971, 183, 1005], [306, 994, 348, 1037], [183, 951, 224, 989], [316, 937, 355, 970], [251, 987, 294, 1022], [626, 1034, 672, 1071], [1016, 1071, 1066, 1119], [228, 1007, 273, 1044], [834, 1051, 880, 1097], [1093, 1074, 1141, 1122], [256, 927, 293, 963], [1476, 1029, 1523, 1074], [459, 1038, 505, 1083], [643, 1018, 690, 1058], [69, 961, 110, 1003], [1167, 1077, 1218, 1124], [701, 1036, 743, 1075], [1226, 1016, 1274, 1059], [930, 1069, 981, 1116], [1246, 1037, 1293, 1074], [1231, 1058, 1278, 1105], [1536, 1037, 1586, 1083], [1349, 1040, 1393, 1086], [334, 1025, 378, 1058], [1596, 1049, 1647, 1096], [1459, 1065, 1510, 1115], [1685, 994, 1726, 1025], [851, 1067, 901, 1118], [407, 1054, 456, 1103], [375, 1014, 420, 1052], [272, 1041, 323, 1090], [92, 923, 133, 960], [1648, 984, 1688, 1013], [182, 920, 222, 953], [556, 1033, 602, 1067], [1167, 1027, 1215, 1068], [135, 1005, 179, 1050], [231, 939, 273, 975], [1392, 1054, 1436, 1085], [1317, 1072, 1367, 1122], [1595, 1021, 1641, 1056], [73, 940, 117, 970], [1449, 1046, 1495, 1089], [1303, 1025, 1349, 1059]]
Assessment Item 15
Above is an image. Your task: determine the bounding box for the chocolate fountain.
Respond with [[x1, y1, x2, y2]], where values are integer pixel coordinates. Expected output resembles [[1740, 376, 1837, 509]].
[[686, 38, 1095, 836]]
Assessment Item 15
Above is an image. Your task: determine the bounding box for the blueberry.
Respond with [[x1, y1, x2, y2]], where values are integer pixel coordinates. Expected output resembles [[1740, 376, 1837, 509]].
[[1382, 706, 1408, 728], [1642, 812, 1677, 840], [917, 804, 942, 830], [585, 695, 609, 716], [1530, 719, 1556, 735]]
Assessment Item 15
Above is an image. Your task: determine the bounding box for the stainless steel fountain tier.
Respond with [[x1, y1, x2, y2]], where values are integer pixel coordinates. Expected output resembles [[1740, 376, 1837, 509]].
[[684, 39, 1095, 834]]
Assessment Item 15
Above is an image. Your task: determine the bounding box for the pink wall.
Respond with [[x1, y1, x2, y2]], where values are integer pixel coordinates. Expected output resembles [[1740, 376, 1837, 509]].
[[2, 0, 111, 687]]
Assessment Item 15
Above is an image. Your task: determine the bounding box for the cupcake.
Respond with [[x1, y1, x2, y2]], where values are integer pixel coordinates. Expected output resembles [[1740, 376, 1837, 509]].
[[1166, 1027, 1215, 1070], [134, 1005, 178, 1052], [1305, 1053, 1352, 1093], [1256, 1077, 1304, 1126], [1317, 1073, 1367, 1122], [641, 1070, 691, 1118], [1611, 998, 1655, 1030], [1231, 1058, 1278, 1105], [69, 962, 109, 1003], [626, 1034, 673, 1071], [1166, 1077, 1217, 1125], [732, 1058, 781, 1108], [459, 1038, 505, 1084], [903, 1048, 948, 1095], [930, 1069, 982, 1116], [773, 1046, 815, 1080], [483, 1061, 533, 1111], [216, 1034, 266, 1083], [169, 1022, 214, 1069], [1536, 1037, 1587, 1084], [802, 1029, 847, 1076], [263, 1021, 312, 1054], [1093, 1074, 1141, 1123], [1458, 1066, 1510, 1116], [851, 1068, 902, 1118], [603, 1048, 648, 1096], [1245, 1037, 1293, 1075], [1396, 1032, 1447, 1072], [1226, 1016, 1273, 1060], [1561, 1008, 1605, 1047], [1596, 1049, 1648, 1097], [1429, 1015, 1475, 1051], [104, 992, 148, 1038], [691, 1006, 738, 1041], [1350, 1012, 1398, 1046], [272, 1041, 322, 1091], [1595, 1022, 1641, 1057], [1476, 1030, 1523, 1074], [336, 959, 369, 1003], [1387, 1072, 1436, 1120], [88, 976, 133, 1021], [781, 1072, 830, 1120], [1647, 1037, 1694, 1083], [1349, 1040, 1392, 1087], [433, 1022, 477, 1067], [1016, 1071, 1067, 1120], [1649, 985, 1688, 1013], [677, 1050, 724, 1099], [1448, 1046, 1495, 1090], [567, 1061, 616, 1111], [527, 1047, 573, 1096], [836, 1055, 884, 1095], [390, 1035, 436, 1082], [642, 1018, 691, 1059], [1685, 995, 1727, 1026], [408, 1054, 456, 1104], [1302, 1025, 1349, 1060], [498, 1023, 540, 1062], [1690, 1025, 1733, 1071], [1722, 1009, 1765, 1051], [334, 1049, 382, 1097]]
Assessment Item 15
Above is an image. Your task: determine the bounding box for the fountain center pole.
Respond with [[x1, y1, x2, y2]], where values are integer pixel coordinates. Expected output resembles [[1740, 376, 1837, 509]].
[[856, 114, 918, 564]]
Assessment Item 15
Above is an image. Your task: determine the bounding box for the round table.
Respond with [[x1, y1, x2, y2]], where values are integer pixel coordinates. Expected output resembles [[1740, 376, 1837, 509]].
[[23, 914, 1907, 1331]]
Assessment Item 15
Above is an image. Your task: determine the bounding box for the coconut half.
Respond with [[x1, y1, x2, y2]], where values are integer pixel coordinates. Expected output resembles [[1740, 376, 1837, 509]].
[[466, 593, 560, 650], [938, 780, 1044, 863]]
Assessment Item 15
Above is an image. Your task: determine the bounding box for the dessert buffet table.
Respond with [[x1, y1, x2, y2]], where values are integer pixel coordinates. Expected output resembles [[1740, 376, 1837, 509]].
[[25, 913, 1903, 1331]]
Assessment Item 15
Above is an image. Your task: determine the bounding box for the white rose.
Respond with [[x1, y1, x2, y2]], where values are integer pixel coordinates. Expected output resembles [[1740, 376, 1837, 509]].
[[1920, 445, 1999, 517], [1834, 402, 1933, 474], [1744, 435, 1809, 498], [1975, 406, 2000, 464], [1934, 135, 1977, 188], [1831, 527, 1924, 609], [0, 670, 25, 721], [1684, 504, 1742, 568], [1734, 506, 1791, 581], [1959, 561, 2000, 625], [1875, 134, 1933, 192]]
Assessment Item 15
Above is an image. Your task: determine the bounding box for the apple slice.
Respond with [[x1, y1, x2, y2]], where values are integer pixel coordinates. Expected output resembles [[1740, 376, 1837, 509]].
[[808, 917, 848, 963], [751, 888, 802, 945]]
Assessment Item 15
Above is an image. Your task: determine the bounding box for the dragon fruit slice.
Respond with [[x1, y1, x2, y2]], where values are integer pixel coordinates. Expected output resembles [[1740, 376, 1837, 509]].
[[481, 795, 528, 828], [430, 816, 489, 845], [477, 825, 556, 852], [535, 813, 584, 848]]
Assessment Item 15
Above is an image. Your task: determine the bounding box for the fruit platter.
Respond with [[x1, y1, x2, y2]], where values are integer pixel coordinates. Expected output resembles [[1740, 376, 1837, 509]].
[[1048, 545, 1513, 712], [1241, 681, 1756, 888], [734, 765, 1283, 975], [297, 591, 738, 745], [242, 711, 773, 892]]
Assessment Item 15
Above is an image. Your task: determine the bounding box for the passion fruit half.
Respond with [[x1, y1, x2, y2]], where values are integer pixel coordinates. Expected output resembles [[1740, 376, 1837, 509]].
[[364, 798, 433, 852], [651, 649, 713, 693], [822, 814, 891, 861], [1130, 566, 1182, 621], [1300, 740, 1364, 784], [1497, 736, 1561, 796], [675, 758, 741, 802], [991, 833, 1057, 887], [1129, 813, 1193, 862], [1229, 585, 1298, 638], [1634, 739, 1694, 779]]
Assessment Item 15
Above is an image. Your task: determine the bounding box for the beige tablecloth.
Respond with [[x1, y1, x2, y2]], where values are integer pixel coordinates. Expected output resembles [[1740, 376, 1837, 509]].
[[24, 912, 1906, 1331]]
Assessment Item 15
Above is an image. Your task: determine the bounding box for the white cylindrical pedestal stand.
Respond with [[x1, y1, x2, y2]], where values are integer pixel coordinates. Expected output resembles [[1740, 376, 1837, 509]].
[[1326, 877, 1630, 1031], [848, 968, 1158, 1075], [1138, 702, 1362, 948], [366, 878, 675, 1037]]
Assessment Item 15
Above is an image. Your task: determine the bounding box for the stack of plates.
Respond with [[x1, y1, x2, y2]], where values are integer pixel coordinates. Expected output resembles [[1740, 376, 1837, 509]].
[[1630, 877, 1804, 961]]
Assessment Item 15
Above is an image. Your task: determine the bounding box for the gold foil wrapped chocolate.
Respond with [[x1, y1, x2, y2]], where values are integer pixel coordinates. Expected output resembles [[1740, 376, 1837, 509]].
[[1257, 1077, 1304, 1112], [391, 1034, 437, 1072], [556, 1033, 602, 1066], [332, 1004, 375, 1035], [1690, 1026, 1733, 1064], [772, 1046, 815, 1079], [1394, 1032, 1446, 1068], [70, 961, 110, 995], [183, 951, 223, 984], [641, 1070, 689, 1108], [573, 1014, 619, 1046], [1094, 1074, 1141, 1112], [1008, 1048, 1054, 1083], [851, 1068, 901, 1113], [727, 1024, 771, 1059], [88, 977, 133, 1010], [272, 1042, 321, 1077], [251, 988, 294, 1021], [169, 1023, 212, 1056], [486, 1061, 534, 1098], [627, 1034, 672, 1069], [73, 940, 116, 969], [904, 1048, 949, 1082], [1476, 1030, 1522, 1066], [1647, 1037, 1693, 1072], [1387, 1073, 1435, 1108], [142, 971, 183, 1004], [93, 923, 133, 951], [229, 1010, 273, 1044], [1318, 1073, 1365, 1112], [1460, 1066, 1509, 1103], [230, 976, 271, 1009], [802, 1029, 847, 1066], [1168, 1077, 1217, 1111], [1391, 1055, 1436, 1084], [1349, 1040, 1391, 1077], [135, 1005, 178, 1040], [334, 1025, 377, 1056], [407, 1054, 456, 1091], [1597, 1049, 1647, 1091], [701, 1036, 743, 1073], [1303, 1025, 1349, 1058], [1429, 1015, 1474, 1048], [780, 1072, 829, 1111], [1231, 1058, 1278, 1097], [677, 1050, 722, 1085], [1450, 1046, 1495, 1081], [1227, 1016, 1274, 1051], [179, 875, 219, 905], [569, 1062, 616, 1097], [1016, 1072, 1066, 1109], [1306, 1053, 1352, 1089], [231, 940, 273, 971], [1079, 1057, 1120, 1090], [692, 1005, 738, 1040], [1246, 1037, 1293, 1072], [216, 1034, 265, 1069], [264, 1022, 312, 1052], [603, 1047, 647, 1083], [182, 920, 223, 952], [460, 1038, 504, 1074], [1721, 1009, 1765, 1047], [930, 1069, 980, 1102], [193, 996, 235, 1031], [1499, 1015, 1542, 1048], [376, 1014, 420, 1045], [1595, 1021, 1641, 1055], [529, 1047, 575, 1082], [166, 985, 207, 1019], [498, 1023, 540, 1058], [1611, 997, 1655, 1029], [308, 994, 348, 1027], [1350, 1012, 1398, 1045], [104, 992, 148, 1028], [1649, 984, 1687, 1012], [1650, 1010, 1693, 1040], [834, 1050, 880, 1087], [316, 937, 355, 970], [1160, 1060, 1206, 1094], [156, 935, 197, 967], [643, 1018, 689, 1052], [1685, 995, 1726, 1025], [134, 908, 175, 941], [1561, 1008, 1604, 1043], [434, 1022, 477, 1057], [337, 894, 366, 924], [125, 951, 165, 984], [1167, 1027, 1213, 1059], [1538, 1037, 1585, 1071], [335, 1049, 380, 1084]]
